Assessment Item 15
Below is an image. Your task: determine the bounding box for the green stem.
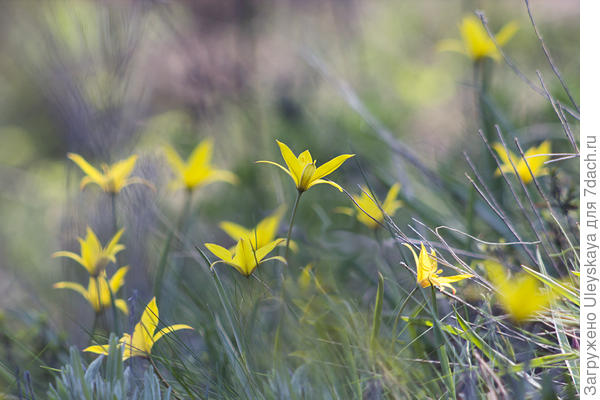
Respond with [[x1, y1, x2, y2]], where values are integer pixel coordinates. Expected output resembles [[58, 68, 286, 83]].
[[390, 286, 418, 350], [110, 193, 118, 236], [284, 191, 302, 264], [90, 312, 100, 342], [154, 190, 193, 302], [148, 356, 182, 400]]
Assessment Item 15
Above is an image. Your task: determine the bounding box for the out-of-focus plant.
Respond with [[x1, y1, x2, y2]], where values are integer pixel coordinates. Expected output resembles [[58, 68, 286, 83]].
[[53, 266, 129, 315], [337, 183, 403, 229], [485, 261, 556, 322], [493, 141, 551, 184], [164, 139, 238, 192], [437, 15, 518, 62], [68, 153, 151, 194], [52, 227, 125, 277]]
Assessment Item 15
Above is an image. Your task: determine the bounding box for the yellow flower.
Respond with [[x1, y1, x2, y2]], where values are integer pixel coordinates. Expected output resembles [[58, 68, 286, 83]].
[[438, 15, 518, 61], [298, 264, 326, 293], [493, 141, 551, 184], [486, 262, 555, 322], [52, 227, 125, 276], [68, 153, 150, 194], [205, 238, 286, 277], [404, 243, 473, 294], [257, 140, 354, 193], [341, 183, 403, 229], [219, 206, 297, 252], [84, 297, 193, 360], [164, 139, 237, 191], [53, 266, 129, 314]]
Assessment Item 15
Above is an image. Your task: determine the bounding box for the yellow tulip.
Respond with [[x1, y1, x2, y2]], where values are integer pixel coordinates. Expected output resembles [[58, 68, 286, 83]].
[[205, 238, 286, 277], [219, 206, 297, 252], [493, 141, 551, 184], [68, 153, 150, 194], [52, 227, 125, 276], [257, 140, 354, 193], [438, 15, 518, 62], [486, 262, 555, 322], [53, 266, 129, 314], [164, 139, 237, 191], [341, 183, 403, 229], [84, 297, 193, 360], [404, 243, 472, 294]]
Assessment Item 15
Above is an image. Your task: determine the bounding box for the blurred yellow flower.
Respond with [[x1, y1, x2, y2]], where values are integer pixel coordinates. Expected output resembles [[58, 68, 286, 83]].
[[84, 297, 193, 360], [53, 266, 129, 314], [437, 15, 518, 61], [52, 227, 125, 276], [68, 153, 150, 193], [404, 243, 472, 294], [299, 264, 326, 293], [219, 206, 296, 252], [257, 140, 354, 192], [205, 238, 286, 277], [486, 262, 555, 322], [339, 183, 402, 229], [493, 141, 551, 184], [164, 139, 238, 191]]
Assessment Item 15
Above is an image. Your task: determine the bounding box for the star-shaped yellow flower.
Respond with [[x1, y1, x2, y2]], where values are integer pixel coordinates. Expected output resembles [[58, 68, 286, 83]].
[[84, 297, 193, 360], [486, 262, 555, 322], [438, 15, 518, 62], [493, 141, 551, 184], [257, 140, 354, 193], [164, 139, 238, 191], [205, 237, 286, 277], [404, 243, 473, 294], [53, 266, 129, 314], [68, 153, 150, 194], [340, 183, 402, 229], [52, 227, 125, 276], [219, 206, 296, 252]]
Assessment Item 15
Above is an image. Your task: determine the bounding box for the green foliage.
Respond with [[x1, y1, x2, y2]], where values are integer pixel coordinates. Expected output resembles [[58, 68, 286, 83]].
[[47, 336, 170, 400]]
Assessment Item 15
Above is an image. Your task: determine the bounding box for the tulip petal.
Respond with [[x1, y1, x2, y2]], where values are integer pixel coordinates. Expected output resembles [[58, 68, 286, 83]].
[[436, 39, 465, 54], [256, 160, 297, 185], [83, 344, 111, 355], [152, 324, 194, 343], [109, 266, 129, 294], [495, 21, 518, 46], [205, 243, 233, 262], [53, 281, 88, 300], [67, 153, 104, 184], [306, 179, 344, 192], [164, 146, 186, 176], [313, 154, 354, 181], [114, 299, 129, 315], [219, 222, 251, 242], [276, 140, 302, 181], [52, 251, 85, 268]]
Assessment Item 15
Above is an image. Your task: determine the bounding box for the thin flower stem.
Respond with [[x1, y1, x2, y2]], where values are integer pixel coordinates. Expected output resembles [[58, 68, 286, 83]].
[[90, 312, 100, 342], [154, 190, 193, 302], [390, 286, 418, 350], [284, 191, 302, 263], [110, 193, 118, 236], [148, 356, 182, 400]]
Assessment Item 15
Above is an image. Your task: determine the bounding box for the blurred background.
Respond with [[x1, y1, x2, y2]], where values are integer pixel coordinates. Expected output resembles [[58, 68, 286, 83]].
[[0, 0, 578, 395]]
